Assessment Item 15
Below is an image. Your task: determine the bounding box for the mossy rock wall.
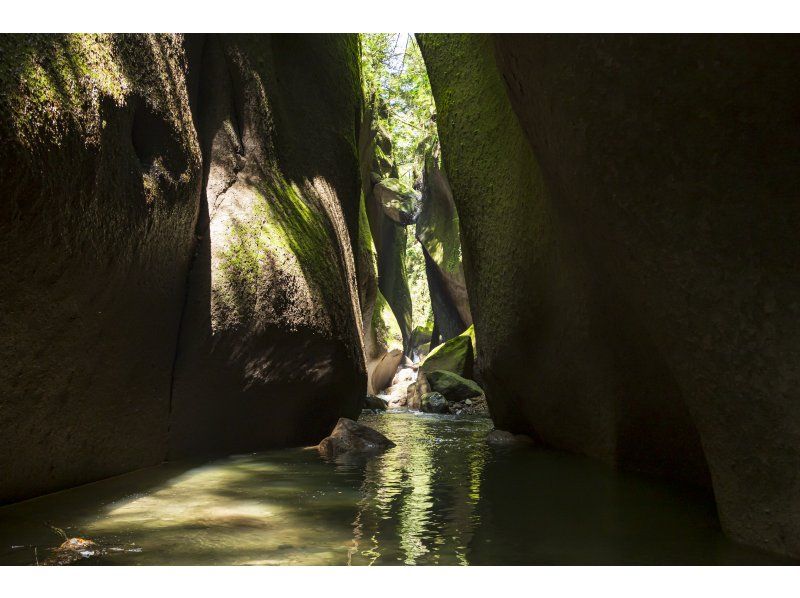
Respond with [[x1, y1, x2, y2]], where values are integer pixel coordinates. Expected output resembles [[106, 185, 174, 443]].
[[0, 34, 202, 502], [358, 97, 413, 348], [420, 33, 800, 558], [170, 34, 366, 456], [416, 146, 472, 343], [0, 34, 369, 502]]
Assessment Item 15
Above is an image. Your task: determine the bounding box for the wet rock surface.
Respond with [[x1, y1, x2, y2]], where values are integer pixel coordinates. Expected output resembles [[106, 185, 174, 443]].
[[317, 418, 395, 459], [426, 369, 484, 401], [363, 394, 388, 411], [421, 392, 448, 414], [486, 429, 535, 447]]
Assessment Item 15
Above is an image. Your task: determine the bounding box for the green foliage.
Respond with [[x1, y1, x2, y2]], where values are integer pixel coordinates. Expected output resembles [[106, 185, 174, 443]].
[[360, 33, 436, 183], [360, 33, 437, 334]]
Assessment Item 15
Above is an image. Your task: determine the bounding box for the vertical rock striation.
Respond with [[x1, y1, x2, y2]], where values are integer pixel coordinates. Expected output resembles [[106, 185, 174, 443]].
[[419, 33, 800, 558], [169, 34, 365, 456], [0, 33, 368, 501], [358, 97, 413, 349], [0, 34, 202, 502], [416, 142, 472, 344]]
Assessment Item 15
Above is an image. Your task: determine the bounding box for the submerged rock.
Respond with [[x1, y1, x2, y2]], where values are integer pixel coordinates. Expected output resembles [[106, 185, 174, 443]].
[[421, 392, 448, 414], [486, 429, 535, 447], [426, 370, 484, 401], [317, 418, 395, 459], [44, 537, 102, 565]]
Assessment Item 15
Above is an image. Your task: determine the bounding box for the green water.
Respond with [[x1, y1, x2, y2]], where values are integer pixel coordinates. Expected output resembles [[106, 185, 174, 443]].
[[0, 412, 787, 565]]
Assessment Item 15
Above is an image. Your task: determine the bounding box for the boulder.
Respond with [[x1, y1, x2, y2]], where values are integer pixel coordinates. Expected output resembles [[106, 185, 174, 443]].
[[419, 325, 475, 378], [317, 418, 395, 459], [374, 178, 420, 225], [406, 384, 421, 411], [421, 392, 449, 414], [364, 290, 405, 394], [409, 321, 434, 353], [426, 370, 484, 401]]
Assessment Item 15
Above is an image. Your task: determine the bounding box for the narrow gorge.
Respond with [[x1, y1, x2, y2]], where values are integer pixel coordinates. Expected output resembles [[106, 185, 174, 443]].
[[1, 33, 798, 565]]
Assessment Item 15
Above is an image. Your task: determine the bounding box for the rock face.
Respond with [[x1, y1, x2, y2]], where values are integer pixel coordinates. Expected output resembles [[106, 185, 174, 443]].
[[170, 34, 365, 456], [317, 418, 395, 459], [416, 143, 472, 344], [419, 33, 800, 558], [0, 34, 367, 502], [358, 98, 413, 347], [364, 289, 405, 394], [0, 34, 202, 503]]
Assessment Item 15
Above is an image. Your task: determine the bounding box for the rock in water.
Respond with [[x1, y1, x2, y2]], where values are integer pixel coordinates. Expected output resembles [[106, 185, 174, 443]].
[[317, 418, 395, 458], [363, 395, 387, 411], [486, 429, 535, 446], [426, 370, 484, 401], [421, 392, 449, 414]]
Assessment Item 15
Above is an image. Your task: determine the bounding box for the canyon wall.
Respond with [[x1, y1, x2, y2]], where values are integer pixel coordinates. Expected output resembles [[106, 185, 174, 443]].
[[419, 33, 800, 558], [0, 33, 366, 501], [170, 34, 365, 456]]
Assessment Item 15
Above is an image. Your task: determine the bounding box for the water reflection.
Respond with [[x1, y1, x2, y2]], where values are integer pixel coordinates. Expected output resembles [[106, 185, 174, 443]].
[[347, 413, 490, 565], [0, 412, 789, 565]]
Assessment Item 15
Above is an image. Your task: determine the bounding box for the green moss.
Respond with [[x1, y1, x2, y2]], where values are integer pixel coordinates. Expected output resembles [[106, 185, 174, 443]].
[[218, 173, 345, 321], [0, 34, 128, 150], [417, 34, 552, 356], [358, 189, 378, 273], [416, 147, 464, 276], [420, 326, 474, 378], [372, 288, 403, 350]]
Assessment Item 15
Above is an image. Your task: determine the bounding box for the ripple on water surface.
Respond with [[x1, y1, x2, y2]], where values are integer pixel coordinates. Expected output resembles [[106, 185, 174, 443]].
[[0, 412, 789, 565]]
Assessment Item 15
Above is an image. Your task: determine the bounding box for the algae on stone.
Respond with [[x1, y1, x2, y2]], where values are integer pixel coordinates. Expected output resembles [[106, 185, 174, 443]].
[[419, 325, 475, 379]]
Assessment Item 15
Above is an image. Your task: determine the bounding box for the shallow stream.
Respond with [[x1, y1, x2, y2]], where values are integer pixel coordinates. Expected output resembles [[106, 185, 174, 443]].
[[0, 412, 786, 565]]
